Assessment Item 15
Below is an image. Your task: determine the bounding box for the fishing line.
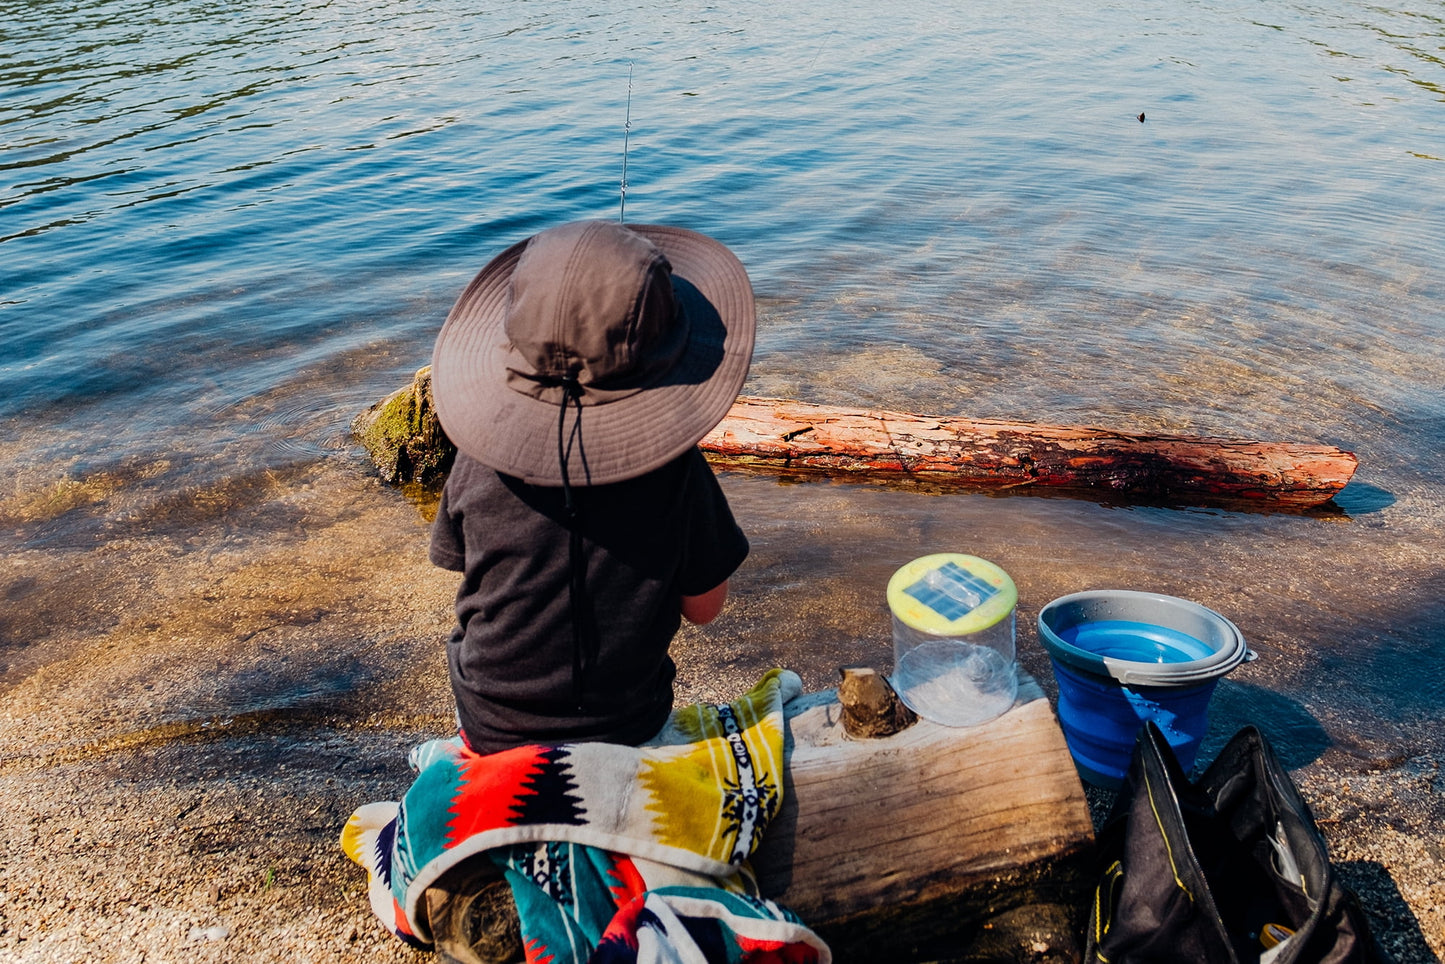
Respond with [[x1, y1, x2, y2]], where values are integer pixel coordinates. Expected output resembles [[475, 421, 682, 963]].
[[619, 61, 633, 223], [808, 28, 836, 71]]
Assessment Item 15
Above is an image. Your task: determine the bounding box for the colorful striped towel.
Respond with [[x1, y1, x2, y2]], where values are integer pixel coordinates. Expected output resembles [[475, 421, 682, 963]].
[[341, 669, 828, 962]]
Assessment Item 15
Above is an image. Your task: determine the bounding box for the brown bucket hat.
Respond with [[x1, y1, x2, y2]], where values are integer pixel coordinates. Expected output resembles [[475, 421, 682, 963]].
[[431, 220, 756, 486]]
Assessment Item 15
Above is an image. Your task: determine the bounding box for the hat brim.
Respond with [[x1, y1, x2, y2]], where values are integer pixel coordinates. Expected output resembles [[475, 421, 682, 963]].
[[431, 224, 756, 486]]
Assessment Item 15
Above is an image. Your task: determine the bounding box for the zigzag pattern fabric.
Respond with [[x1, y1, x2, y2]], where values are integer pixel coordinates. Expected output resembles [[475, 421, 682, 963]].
[[491, 841, 827, 963], [341, 669, 825, 961]]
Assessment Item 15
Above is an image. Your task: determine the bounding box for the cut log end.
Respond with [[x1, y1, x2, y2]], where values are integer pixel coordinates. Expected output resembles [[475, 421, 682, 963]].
[[426, 861, 523, 964]]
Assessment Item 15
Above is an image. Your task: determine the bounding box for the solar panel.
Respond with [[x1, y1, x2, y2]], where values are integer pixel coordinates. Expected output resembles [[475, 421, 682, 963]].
[[901, 560, 1000, 622]]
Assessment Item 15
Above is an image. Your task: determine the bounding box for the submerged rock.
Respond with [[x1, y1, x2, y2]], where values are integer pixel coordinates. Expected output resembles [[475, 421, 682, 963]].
[[351, 366, 456, 487]]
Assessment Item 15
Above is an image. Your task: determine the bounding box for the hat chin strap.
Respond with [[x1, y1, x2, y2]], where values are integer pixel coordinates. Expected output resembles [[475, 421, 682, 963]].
[[553, 373, 596, 712]]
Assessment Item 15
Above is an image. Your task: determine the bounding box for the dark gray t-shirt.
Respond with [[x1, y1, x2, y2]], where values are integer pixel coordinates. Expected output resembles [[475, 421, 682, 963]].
[[430, 447, 749, 754]]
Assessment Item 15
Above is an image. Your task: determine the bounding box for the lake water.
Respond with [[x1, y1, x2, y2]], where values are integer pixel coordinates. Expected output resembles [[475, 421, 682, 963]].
[[3, 0, 1445, 951]]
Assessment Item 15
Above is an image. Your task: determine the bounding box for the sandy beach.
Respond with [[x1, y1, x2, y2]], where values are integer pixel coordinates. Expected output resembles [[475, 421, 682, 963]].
[[1, 451, 1440, 964]]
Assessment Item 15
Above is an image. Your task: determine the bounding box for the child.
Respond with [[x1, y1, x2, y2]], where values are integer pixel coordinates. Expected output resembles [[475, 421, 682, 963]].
[[427, 220, 755, 755]]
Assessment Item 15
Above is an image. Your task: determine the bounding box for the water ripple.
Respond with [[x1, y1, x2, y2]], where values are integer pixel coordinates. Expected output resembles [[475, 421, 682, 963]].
[[2, 0, 1443, 469]]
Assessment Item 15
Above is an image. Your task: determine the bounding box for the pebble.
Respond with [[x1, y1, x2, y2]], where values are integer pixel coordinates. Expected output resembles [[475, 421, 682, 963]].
[[189, 924, 231, 942]]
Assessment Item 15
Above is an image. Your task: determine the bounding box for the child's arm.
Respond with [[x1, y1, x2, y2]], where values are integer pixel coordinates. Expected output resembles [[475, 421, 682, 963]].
[[680, 580, 730, 625]]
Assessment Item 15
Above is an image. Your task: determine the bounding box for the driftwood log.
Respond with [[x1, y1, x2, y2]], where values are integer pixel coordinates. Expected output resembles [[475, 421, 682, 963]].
[[353, 368, 1357, 509], [427, 671, 1095, 964], [702, 396, 1357, 509]]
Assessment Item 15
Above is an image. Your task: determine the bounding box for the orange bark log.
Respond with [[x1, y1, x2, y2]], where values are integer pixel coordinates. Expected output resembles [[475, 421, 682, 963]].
[[701, 396, 1358, 508]]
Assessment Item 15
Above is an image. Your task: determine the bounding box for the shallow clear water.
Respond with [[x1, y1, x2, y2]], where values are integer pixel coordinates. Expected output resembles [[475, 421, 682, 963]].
[[3, 0, 1444, 759]]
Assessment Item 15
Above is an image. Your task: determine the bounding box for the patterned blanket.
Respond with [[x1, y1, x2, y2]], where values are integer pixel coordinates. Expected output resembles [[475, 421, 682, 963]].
[[341, 669, 829, 962]]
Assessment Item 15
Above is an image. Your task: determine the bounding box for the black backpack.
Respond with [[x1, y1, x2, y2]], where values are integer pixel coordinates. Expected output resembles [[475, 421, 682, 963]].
[[1085, 723, 1392, 964]]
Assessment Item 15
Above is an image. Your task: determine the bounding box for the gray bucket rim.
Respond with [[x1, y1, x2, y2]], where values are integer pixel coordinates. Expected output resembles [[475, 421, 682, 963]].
[[1037, 589, 1250, 687]]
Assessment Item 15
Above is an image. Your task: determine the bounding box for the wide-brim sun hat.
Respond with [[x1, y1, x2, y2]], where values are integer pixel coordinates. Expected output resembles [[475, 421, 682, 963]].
[[431, 220, 756, 486]]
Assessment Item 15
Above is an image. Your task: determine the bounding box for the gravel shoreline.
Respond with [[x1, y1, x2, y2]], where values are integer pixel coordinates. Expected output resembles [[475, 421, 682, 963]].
[[2, 458, 1440, 963]]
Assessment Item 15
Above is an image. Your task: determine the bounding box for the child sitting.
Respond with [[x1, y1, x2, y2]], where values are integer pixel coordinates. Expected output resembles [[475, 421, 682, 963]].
[[427, 219, 756, 755]]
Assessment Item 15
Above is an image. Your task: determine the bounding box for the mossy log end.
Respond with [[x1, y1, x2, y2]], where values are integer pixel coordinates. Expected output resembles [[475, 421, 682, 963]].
[[351, 366, 457, 486], [355, 369, 1356, 509], [428, 674, 1095, 964]]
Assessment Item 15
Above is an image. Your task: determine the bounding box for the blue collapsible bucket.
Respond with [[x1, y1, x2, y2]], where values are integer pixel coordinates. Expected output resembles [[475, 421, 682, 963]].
[[1037, 590, 1252, 789]]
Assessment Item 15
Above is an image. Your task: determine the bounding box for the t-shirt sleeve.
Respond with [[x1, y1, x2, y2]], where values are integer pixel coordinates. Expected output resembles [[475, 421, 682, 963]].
[[429, 480, 466, 572], [675, 450, 749, 597]]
